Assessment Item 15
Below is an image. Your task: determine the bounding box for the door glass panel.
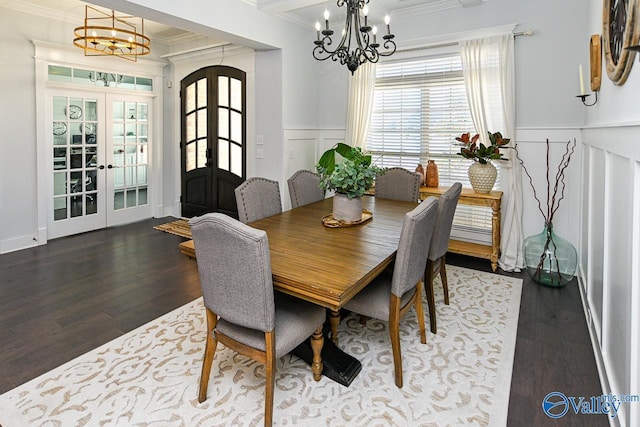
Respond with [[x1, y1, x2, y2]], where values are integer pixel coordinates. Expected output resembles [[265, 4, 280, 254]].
[[186, 83, 196, 112], [70, 171, 82, 193], [126, 190, 137, 207], [218, 139, 229, 171], [186, 112, 196, 142], [85, 100, 98, 121], [53, 97, 67, 120], [113, 146, 125, 166], [86, 194, 97, 214], [219, 108, 229, 139], [186, 142, 196, 172], [197, 78, 207, 109], [231, 111, 242, 143], [114, 191, 124, 210], [54, 197, 67, 220], [197, 110, 207, 138], [137, 145, 147, 164], [218, 76, 228, 107], [126, 145, 136, 165], [54, 148, 66, 170], [125, 123, 136, 138], [139, 187, 148, 205], [68, 99, 84, 120], [231, 78, 242, 111], [71, 195, 83, 217], [231, 143, 242, 177], [54, 172, 66, 196], [197, 140, 207, 169], [137, 103, 148, 120], [138, 123, 148, 137], [138, 165, 148, 185], [70, 148, 83, 169], [113, 102, 124, 120], [114, 167, 125, 188], [126, 102, 137, 120], [125, 166, 134, 186]]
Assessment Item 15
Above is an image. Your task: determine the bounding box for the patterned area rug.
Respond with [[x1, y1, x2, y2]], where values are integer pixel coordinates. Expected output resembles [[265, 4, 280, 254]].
[[0, 266, 522, 427], [153, 218, 191, 239]]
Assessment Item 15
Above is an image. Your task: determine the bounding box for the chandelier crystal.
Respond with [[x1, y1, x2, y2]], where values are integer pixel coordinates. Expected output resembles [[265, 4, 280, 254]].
[[73, 6, 150, 62], [313, 0, 396, 74]]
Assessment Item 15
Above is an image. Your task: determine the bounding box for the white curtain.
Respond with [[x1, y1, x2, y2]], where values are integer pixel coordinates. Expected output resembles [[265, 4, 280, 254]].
[[345, 61, 377, 148], [460, 34, 524, 271]]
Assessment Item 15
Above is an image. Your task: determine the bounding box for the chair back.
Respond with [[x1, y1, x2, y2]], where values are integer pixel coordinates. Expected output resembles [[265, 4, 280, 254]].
[[375, 167, 421, 202], [287, 170, 325, 209], [391, 197, 439, 297], [189, 213, 275, 332], [429, 182, 462, 261], [234, 177, 282, 223]]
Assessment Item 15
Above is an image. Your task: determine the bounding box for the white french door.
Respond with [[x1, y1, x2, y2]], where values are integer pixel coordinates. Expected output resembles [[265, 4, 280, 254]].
[[47, 90, 152, 239]]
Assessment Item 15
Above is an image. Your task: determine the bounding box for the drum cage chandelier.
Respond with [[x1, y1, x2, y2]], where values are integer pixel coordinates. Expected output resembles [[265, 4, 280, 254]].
[[73, 5, 151, 62]]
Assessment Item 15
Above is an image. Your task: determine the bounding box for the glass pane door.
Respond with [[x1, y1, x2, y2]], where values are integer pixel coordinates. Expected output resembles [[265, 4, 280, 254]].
[[47, 92, 153, 238], [48, 94, 105, 239], [106, 96, 152, 226]]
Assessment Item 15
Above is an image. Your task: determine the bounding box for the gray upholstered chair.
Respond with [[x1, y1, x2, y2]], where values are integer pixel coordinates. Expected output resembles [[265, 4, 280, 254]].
[[374, 167, 422, 202], [190, 213, 326, 427], [424, 182, 462, 334], [342, 197, 439, 388], [234, 177, 282, 223], [287, 169, 325, 209]]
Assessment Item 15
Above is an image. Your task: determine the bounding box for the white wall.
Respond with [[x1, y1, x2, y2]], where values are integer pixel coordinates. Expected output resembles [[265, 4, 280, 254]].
[[579, 2, 640, 426]]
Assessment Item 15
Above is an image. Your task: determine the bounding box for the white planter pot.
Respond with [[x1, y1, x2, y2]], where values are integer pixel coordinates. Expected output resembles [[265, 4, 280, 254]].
[[333, 194, 363, 222], [468, 162, 497, 194]]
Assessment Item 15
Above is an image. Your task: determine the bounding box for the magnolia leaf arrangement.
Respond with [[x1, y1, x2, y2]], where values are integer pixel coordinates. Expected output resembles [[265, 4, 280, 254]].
[[455, 131, 511, 164], [316, 143, 383, 199]]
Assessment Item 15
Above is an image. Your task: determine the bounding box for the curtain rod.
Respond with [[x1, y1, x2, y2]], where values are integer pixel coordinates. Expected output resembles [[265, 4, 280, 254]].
[[397, 30, 534, 53]]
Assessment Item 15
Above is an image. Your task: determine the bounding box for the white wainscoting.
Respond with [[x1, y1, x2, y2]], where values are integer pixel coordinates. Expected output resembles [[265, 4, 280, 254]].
[[282, 129, 345, 210], [581, 124, 640, 427]]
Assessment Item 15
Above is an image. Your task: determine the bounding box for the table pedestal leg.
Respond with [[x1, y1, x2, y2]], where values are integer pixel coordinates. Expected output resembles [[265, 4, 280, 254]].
[[329, 310, 340, 344]]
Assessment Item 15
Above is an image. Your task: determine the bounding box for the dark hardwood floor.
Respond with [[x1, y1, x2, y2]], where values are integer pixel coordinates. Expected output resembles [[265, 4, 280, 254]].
[[0, 218, 606, 426]]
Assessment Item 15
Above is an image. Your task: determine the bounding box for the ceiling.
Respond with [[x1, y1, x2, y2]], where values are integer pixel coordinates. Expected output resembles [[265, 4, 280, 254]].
[[4, 0, 487, 45]]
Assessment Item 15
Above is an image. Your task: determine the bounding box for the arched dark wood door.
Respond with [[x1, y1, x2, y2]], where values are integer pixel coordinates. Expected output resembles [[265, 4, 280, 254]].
[[180, 66, 246, 218]]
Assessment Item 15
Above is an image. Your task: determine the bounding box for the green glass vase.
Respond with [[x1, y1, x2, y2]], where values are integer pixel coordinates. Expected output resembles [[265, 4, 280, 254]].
[[524, 223, 577, 287]]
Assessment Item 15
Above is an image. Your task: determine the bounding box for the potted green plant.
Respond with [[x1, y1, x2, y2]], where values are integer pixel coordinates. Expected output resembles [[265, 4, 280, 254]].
[[316, 143, 383, 221], [454, 131, 510, 193]]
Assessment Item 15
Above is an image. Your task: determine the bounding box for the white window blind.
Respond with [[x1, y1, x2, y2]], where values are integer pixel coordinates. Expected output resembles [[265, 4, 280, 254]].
[[367, 54, 499, 243]]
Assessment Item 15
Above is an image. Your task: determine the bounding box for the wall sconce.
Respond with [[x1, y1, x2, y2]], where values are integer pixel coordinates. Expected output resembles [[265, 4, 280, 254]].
[[576, 92, 598, 107], [577, 35, 601, 107]]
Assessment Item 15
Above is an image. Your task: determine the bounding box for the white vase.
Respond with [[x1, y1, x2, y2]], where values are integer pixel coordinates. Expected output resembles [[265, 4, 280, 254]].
[[333, 193, 363, 222], [468, 162, 497, 193]]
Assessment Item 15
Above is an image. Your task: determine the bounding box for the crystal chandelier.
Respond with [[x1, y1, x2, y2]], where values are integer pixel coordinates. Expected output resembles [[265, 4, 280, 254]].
[[73, 6, 150, 62], [313, 0, 396, 74]]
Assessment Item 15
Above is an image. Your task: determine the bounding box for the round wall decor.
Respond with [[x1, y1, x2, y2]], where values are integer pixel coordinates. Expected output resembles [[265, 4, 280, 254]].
[[603, 0, 640, 85]]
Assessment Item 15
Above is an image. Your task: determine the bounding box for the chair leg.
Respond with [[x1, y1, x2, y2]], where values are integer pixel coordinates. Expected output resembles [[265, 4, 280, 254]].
[[198, 309, 218, 403], [310, 325, 324, 381], [414, 282, 427, 344], [389, 295, 403, 388], [264, 331, 276, 427], [425, 259, 437, 334], [440, 257, 449, 305]]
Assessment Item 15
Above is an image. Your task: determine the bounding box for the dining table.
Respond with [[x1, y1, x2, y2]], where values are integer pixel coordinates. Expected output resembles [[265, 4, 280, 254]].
[[250, 195, 417, 385], [180, 195, 418, 385]]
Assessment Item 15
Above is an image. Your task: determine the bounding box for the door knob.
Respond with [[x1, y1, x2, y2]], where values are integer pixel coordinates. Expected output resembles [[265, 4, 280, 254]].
[[98, 165, 105, 170], [107, 164, 114, 169]]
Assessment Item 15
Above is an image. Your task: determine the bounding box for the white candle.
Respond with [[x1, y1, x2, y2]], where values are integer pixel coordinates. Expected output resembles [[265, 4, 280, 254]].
[[579, 64, 585, 95]]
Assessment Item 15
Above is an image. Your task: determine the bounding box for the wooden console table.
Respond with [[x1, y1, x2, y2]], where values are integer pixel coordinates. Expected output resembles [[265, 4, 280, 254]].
[[419, 186, 502, 272]]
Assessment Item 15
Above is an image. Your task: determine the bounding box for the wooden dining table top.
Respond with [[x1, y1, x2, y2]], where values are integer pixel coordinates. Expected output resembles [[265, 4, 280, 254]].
[[248, 196, 417, 311]]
